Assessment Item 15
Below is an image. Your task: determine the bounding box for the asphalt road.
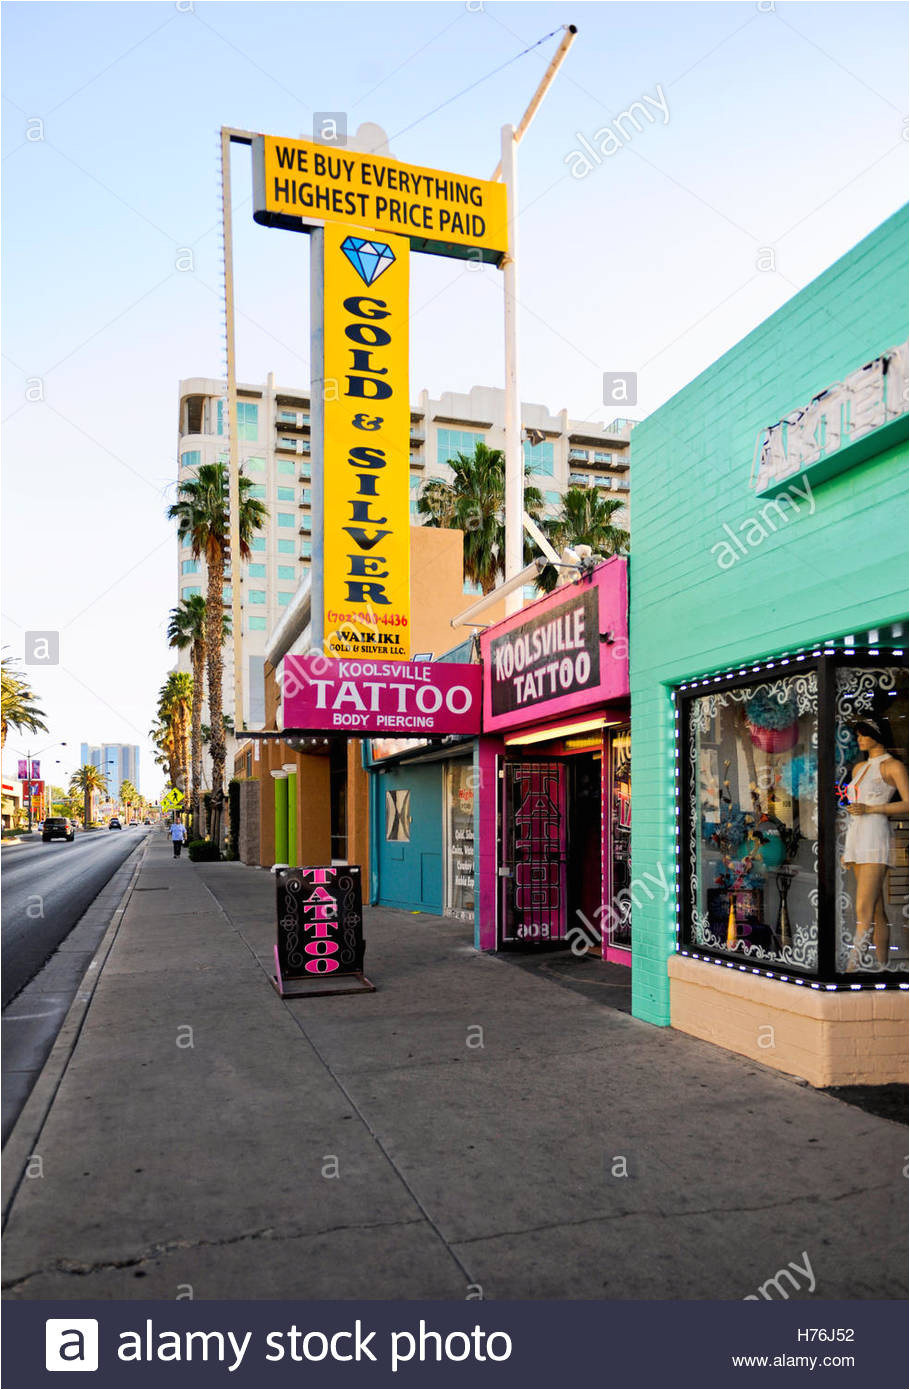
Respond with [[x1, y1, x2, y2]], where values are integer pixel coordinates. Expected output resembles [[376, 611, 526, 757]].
[[1, 826, 152, 1008]]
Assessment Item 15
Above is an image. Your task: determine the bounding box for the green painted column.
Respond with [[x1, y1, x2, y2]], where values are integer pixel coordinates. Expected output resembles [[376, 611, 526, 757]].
[[283, 763, 298, 867], [270, 770, 289, 867]]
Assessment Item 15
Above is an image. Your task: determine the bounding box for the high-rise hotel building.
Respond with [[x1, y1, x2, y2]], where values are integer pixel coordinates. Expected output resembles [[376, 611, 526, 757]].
[[176, 375, 633, 727], [79, 743, 140, 799]]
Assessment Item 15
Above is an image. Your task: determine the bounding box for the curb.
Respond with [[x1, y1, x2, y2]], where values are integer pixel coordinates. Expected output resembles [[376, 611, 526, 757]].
[[1, 837, 150, 1228]]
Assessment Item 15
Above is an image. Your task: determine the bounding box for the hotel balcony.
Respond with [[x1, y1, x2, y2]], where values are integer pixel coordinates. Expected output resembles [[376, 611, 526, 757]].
[[276, 408, 310, 430], [602, 417, 637, 439]]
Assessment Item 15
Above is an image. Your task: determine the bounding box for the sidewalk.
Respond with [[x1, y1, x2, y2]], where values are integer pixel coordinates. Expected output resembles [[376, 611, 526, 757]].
[[2, 834, 906, 1301]]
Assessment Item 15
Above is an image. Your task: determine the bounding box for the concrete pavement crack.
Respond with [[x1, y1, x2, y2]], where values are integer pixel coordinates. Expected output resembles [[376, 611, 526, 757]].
[[451, 1182, 892, 1248], [2, 1215, 425, 1291]]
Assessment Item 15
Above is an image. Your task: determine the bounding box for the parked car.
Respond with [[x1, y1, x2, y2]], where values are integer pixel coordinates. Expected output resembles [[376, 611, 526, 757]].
[[109, 817, 122, 829], [42, 816, 75, 843], [143, 818, 151, 825]]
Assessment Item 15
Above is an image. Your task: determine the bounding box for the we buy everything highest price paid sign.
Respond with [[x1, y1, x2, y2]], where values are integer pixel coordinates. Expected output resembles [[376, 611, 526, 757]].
[[253, 136, 508, 262]]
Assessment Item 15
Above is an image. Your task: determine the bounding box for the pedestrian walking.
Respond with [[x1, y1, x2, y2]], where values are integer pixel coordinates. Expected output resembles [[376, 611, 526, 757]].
[[170, 819, 187, 858]]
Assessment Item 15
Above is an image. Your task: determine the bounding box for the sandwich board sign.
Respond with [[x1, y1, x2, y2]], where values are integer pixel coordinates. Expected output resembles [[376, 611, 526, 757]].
[[272, 864, 374, 997]]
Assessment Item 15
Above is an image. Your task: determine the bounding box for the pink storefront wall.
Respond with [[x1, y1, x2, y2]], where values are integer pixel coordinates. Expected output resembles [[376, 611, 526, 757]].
[[476, 559, 630, 953]]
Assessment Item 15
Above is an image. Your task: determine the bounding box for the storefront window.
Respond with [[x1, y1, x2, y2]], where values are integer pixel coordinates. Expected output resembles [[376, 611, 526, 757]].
[[608, 728, 632, 951], [834, 664, 909, 974], [446, 761, 475, 921], [681, 655, 909, 983], [685, 670, 820, 972], [385, 790, 411, 842]]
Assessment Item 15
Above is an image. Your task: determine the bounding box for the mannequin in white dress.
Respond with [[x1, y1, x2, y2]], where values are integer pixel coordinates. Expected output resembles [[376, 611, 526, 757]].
[[843, 717, 909, 969]]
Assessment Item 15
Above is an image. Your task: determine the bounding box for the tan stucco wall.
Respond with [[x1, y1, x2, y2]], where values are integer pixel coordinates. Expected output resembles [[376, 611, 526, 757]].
[[668, 954, 908, 1088], [298, 754, 331, 863], [347, 740, 370, 871], [409, 525, 507, 655], [264, 659, 279, 726]]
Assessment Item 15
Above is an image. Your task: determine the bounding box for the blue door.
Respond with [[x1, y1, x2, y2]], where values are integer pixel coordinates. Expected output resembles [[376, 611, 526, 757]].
[[376, 763, 443, 913]]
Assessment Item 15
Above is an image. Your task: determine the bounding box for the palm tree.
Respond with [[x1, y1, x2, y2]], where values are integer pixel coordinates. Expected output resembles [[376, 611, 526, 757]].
[[167, 594, 230, 836], [168, 462, 267, 843], [156, 673, 193, 796], [417, 442, 544, 595], [149, 718, 179, 791], [70, 764, 108, 829], [537, 486, 630, 593], [1, 656, 47, 749], [119, 779, 138, 823]]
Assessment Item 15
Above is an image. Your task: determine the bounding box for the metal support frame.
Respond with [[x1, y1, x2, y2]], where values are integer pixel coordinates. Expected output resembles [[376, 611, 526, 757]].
[[220, 128, 251, 739], [501, 122, 523, 616]]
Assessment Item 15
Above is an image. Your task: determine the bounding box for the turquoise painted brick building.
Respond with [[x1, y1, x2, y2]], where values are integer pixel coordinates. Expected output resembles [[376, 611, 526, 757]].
[[628, 207, 908, 1086]]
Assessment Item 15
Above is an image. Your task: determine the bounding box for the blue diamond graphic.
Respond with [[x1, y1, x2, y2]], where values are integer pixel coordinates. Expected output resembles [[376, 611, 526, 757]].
[[341, 236, 396, 286]]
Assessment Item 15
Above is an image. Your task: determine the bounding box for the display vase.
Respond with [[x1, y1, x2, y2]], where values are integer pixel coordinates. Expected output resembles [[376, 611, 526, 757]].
[[747, 721, 799, 754], [708, 889, 765, 948], [775, 866, 797, 950]]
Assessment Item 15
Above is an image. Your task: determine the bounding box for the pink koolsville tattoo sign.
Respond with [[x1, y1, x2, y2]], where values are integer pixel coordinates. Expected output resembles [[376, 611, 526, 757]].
[[282, 655, 482, 736]]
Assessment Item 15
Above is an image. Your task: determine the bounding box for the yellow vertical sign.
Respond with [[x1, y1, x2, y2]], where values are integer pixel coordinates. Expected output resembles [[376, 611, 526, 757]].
[[321, 223, 411, 660]]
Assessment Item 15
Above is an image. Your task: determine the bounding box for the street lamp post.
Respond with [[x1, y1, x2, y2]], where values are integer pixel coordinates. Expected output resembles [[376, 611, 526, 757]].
[[11, 740, 68, 832], [105, 758, 117, 824]]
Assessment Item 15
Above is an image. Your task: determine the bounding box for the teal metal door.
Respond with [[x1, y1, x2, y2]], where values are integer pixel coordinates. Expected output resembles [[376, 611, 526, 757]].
[[376, 763, 443, 914]]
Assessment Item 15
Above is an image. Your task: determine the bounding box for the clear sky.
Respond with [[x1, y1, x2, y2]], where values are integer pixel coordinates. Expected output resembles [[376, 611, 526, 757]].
[[2, 0, 906, 796]]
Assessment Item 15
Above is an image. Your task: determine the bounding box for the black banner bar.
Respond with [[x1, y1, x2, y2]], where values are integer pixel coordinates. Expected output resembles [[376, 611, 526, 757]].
[[5, 1299, 906, 1389]]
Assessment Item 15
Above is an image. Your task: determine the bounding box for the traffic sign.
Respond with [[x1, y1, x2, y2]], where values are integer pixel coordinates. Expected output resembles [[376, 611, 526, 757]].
[[161, 787, 185, 811]]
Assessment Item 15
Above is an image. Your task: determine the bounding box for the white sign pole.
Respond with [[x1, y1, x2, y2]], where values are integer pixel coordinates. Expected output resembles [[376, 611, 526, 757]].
[[502, 123, 523, 617], [308, 228, 326, 654], [220, 128, 244, 731], [497, 27, 578, 617]]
